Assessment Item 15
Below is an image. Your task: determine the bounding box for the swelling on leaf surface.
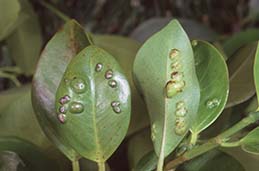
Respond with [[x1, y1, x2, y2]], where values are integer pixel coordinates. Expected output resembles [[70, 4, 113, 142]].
[[133, 19, 200, 170], [55, 45, 131, 163]]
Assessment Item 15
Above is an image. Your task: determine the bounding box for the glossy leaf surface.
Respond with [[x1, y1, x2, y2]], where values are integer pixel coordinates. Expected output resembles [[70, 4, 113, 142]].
[[55, 45, 131, 162], [32, 20, 90, 161], [255, 42, 259, 107], [7, 0, 43, 76], [0, 137, 59, 171], [226, 43, 257, 108], [176, 150, 245, 171], [93, 35, 149, 136], [241, 127, 259, 154], [133, 19, 200, 159], [191, 41, 229, 134], [0, 0, 20, 41]]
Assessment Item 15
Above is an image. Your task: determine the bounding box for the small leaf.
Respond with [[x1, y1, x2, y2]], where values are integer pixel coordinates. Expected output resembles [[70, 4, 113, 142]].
[[223, 29, 259, 57], [254, 42, 259, 107], [32, 20, 91, 161], [0, 137, 59, 171], [130, 17, 218, 43], [55, 45, 131, 162], [133, 19, 200, 162], [191, 41, 229, 134], [176, 150, 245, 171], [135, 151, 158, 171], [0, 0, 20, 41], [92, 35, 150, 136], [240, 127, 259, 154], [7, 0, 43, 76], [127, 129, 153, 169], [226, 43, 257, 108]]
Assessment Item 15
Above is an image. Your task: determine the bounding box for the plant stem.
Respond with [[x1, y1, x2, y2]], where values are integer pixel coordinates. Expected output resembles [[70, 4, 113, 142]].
[[72, 160, 80, 171], [0, 66, 22, 74], [39, 0, 70, 22], [190, 132, 198, 146], [0, 71, 21, 87], [98, 162, 105, 171], [165, 111, 259, 170], [220, 141, 241, 147]]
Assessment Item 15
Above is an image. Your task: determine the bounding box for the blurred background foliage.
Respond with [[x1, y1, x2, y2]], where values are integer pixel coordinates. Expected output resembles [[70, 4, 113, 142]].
[[1, 0, 259, 171]]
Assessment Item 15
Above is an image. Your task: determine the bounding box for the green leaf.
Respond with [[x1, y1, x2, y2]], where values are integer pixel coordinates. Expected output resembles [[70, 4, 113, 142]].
[[135, 151, 158, 171], [92, 35, 150, 136], [0, 85, 50, 149], [32, 20, 91, 161], [0, 137, 59, 171], [55, 45, 131, 162], [255, 42, 259, 107], [245, 96, 258, 113], [176, 150, 245, 171], [226, 43, 257, 108], [191, 41, 229, 134], [127, 129, 153, 169], [133, 19, 200, 165], [223, 29, 259, 57], [240, 127, 259, 154], [7, 0, 43, 76], [0, 0, 20, 41], [0, 85, 71, 170]]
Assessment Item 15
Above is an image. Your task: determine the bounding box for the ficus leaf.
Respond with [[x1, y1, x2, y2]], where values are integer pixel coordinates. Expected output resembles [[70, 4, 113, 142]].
[[240, 127, 259, 154], [226, 43, 257, 108], [0, 85, 51, 150], [7, 0, 43, 76], [32, 20, 91, 161], [92, 35, 149, 136], [0, 137, 59, 171], [127, 129, 153, 169], [0, 85, 72, 170], [223, 29, 259, 57], [254, 42, 259, 107], [133, 19, 200, 166], [191, 41, 229, 134], [176, 150, 245, 171], [55, 45, 131, 162], [135, 151, 158, 171], [0, 0, 20, 41]]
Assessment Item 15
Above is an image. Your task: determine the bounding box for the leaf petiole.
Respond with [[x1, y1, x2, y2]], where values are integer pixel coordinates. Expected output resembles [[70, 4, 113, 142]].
[[72, 160, 80, 171], [98, 162, 105, 171]]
